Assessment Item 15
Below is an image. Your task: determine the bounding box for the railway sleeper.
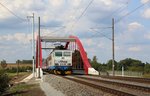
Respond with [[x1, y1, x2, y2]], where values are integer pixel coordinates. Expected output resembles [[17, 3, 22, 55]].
[[63, 77, 135, 96], [75, 76, 150, 93]]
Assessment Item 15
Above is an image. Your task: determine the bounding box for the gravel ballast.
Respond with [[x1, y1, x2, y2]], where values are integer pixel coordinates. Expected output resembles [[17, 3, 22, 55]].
[[40, 82, 65, 96], [44, 74, 113, 96]]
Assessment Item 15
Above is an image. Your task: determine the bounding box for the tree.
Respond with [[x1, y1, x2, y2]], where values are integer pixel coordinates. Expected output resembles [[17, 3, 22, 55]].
[[0, 60, 7, 69], [18, 60, 32, 64], [0, 69, 10, 95], [118, 58, 144, 71], [106, 59, 118, 70], [93, 56, 98, 64], [90, 56, 101, 71]]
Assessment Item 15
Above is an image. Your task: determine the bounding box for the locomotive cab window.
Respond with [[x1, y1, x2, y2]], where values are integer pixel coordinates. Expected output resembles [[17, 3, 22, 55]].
[[64, 52, 71, 57], [55, 52, 62, 57]]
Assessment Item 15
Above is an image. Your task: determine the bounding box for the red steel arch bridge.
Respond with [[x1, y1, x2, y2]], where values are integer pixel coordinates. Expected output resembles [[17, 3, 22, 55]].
[[35, 35, 98, 77]]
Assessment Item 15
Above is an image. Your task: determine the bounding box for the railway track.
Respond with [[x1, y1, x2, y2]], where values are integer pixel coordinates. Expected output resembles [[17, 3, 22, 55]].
[[99, 75, 150, 84], [63, 75, 150, 96], [75, 76, 150, 92]]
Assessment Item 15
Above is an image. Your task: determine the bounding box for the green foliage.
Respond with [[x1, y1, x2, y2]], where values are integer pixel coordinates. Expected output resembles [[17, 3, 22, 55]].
[[6, 66, 32, 73], [118, 58, 144, 72], [128, 66, 144, 72], [90, 56, 150, 75], [16, 60, 32, 64], [1, 60, 6, 65], [90, 56, 101, 71], [144, 62, 150, 73], [90, 56, 107, 72], [0, 69, 10, 95], [1, 60, 7, 69], [106, 59, 118, 70]]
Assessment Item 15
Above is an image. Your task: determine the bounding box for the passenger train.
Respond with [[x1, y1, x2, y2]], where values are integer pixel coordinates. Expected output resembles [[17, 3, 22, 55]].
[[46, 49, 72, 75]]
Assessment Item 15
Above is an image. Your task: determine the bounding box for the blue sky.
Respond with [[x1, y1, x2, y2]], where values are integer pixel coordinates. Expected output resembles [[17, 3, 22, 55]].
[[0, 0, 150, 63]]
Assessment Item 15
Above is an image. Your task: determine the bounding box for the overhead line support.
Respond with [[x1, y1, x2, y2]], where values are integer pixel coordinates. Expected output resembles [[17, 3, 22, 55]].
[[27, 13, 35, 77], [112, 18, 115, 76]]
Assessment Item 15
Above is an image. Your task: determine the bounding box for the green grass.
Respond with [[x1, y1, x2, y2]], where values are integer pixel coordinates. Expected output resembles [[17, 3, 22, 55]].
[[143, 73, 150, 78], [7, 72, 31, 78], [6, 83, 37, 96], [9, 83, 36, 93]]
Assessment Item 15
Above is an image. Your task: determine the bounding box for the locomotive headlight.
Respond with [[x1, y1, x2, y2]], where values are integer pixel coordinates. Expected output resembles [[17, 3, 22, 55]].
[[68, 63, 71, 65], [67, 60, 72, 66], [54, 60, 58, 63], [54, 60, 59, 66]]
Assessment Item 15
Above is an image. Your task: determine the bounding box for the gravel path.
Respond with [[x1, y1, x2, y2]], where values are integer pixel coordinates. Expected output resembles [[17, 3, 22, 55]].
[[44, 74, 114, 96], [40, 82, 65, 96]]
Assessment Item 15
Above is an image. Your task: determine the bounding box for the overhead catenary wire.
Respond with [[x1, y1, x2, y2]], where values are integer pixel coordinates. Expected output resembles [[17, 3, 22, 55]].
[[0, 2, 27, 21], [91, 0, 130, 29], [90, 28, 112, 40], [70, 0, 94, 32], [65, 0, 83, 35], [89, 0, 150, 40], [115, 0, 150, 23], [88, 0, 130, 39], [41, 25, 66, 35], [77, 0, 94, 22]]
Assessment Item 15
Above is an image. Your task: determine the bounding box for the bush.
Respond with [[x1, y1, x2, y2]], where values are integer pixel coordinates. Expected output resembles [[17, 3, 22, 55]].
[[0, 69, 10, 95], [5, 66, 32, 73]]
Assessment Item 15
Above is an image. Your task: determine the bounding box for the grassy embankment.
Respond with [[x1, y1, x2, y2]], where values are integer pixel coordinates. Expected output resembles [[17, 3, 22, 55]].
[[1, 63, 45, 96]]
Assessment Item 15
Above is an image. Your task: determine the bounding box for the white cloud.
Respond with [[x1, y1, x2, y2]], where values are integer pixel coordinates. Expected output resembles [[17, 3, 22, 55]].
[[128, 46, 141, 52], [0, 4, 12, 19], [115, 45, 120, 51], [144, 32, 150, 39], [81, 38, 95, 46], [1, 0, 150, 63], [142, 8, 150, 19], [128, 22, 143, 31], [0, 33, 32, 44], [86, 39, 93, 46], [101, 0, 113, 6], [141, 0, 149, 3], [97, 43, 104, 48], [50, 0, 64, 7]]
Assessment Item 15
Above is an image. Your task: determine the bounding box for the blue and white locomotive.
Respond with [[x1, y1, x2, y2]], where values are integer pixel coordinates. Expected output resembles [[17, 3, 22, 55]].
[[46, 50, 72, 75]]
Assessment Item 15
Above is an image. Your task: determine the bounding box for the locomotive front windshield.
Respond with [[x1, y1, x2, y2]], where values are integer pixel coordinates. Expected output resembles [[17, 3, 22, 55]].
[[55, 51, 71, 57], [55, 52, 62, 57], [64, 52, 71, 57]]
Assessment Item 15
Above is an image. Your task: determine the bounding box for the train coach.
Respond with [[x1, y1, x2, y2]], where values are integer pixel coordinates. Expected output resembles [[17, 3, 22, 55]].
[[46, 49, 72, 75]]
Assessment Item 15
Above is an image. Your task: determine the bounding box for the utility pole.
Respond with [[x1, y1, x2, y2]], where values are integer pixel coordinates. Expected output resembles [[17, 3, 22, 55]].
[[38, 17, 41, 78], [112, 18, 115, 76], [27, 13, 35, 77], [32, 13, 35, 77], [122, 65, 124, 76], [17, 60, 19, 77]]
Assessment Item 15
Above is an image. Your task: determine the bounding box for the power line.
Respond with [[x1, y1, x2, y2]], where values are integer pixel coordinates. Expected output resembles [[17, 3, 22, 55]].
[[70, 0, 94, 32], [88, 0, 130, 39], [77, 0, 94, 21], [65, 0, 83, 35], [0, 2, 26, 21], [91, 0, 130, 29], [91, 0, 149, 40], [115, 0, 150, 23], [89, 0, 150, 40], [90, 29, 112, 40]]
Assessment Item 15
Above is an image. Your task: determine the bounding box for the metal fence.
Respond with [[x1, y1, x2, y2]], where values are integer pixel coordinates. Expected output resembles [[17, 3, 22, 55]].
[[107, 71, 143, 77]]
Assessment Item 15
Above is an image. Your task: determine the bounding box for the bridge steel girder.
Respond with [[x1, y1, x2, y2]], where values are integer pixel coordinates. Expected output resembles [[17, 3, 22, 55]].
[[66, 36, 92, 74], [36, 36, 97, 75]]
